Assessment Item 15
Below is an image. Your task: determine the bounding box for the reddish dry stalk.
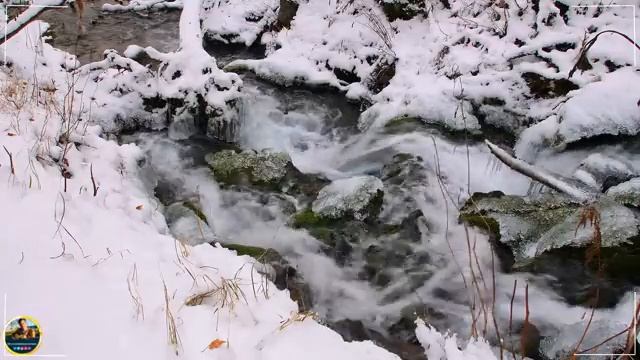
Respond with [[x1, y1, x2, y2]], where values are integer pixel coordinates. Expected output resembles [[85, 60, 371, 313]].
[[520, 283, 530, 358], [622, 301, 640, 356], [509, 279, 518, 360], [572, 205, 603, 357], [490, 246, 504, 360]]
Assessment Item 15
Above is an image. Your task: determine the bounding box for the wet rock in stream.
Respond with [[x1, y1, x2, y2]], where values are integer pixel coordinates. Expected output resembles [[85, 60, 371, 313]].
[[205, 149, 328, 200], [461, 191, 640, 307]]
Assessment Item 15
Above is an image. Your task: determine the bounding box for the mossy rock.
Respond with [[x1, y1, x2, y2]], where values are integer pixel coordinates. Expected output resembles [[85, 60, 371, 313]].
[[205, 149, 290, 190], [460, 191, 580, 261]]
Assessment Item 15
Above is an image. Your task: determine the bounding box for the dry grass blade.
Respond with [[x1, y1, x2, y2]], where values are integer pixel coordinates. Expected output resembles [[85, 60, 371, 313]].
[[162, 278, 181, 355], [185, 276, 248, 311], [127, 263, 144, 320], [279, 311, 320, 331]]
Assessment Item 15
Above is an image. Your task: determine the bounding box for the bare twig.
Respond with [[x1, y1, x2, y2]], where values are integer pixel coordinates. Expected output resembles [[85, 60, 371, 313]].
[[90, 163, 99, 196], [3, 145, 15, 175], [509, 279, 518, 360], [569, 30, 640, 78]]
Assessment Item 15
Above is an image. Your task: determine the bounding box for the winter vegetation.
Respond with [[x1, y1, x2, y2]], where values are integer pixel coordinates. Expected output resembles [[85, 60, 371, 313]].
[[1, 0, 639, 359]]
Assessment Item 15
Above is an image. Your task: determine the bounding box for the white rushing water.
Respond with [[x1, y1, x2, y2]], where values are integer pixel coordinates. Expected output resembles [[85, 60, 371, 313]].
[[129, 73, 640, 352]]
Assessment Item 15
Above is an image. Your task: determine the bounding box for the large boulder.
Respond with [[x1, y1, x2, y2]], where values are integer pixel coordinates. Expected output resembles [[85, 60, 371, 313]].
[[312, 175, 384, 221], [206, 149, 291, 189], [205, 149, 328, 198], [461, 192, 640, 262], [460, 191, 580, 262], [535, 197, 640, 257]]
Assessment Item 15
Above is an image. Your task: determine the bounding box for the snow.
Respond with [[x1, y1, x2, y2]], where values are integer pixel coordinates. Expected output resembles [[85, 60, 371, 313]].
[[415, 319, 498, 360], [102, 0, 183, 12], [312, 175, 383, 220], [556, 68, 640, 144], [216, 0, 638, 140], [201, 0, 279, 46]]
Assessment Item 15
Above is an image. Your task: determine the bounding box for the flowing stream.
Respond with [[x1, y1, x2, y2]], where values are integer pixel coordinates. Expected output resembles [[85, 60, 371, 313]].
[[40, 3, 640, 359]]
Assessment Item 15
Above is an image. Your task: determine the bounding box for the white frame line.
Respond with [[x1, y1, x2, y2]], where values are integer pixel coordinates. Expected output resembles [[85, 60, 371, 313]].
[[2, 2, 69, 64], [574, 292, 637, 357]]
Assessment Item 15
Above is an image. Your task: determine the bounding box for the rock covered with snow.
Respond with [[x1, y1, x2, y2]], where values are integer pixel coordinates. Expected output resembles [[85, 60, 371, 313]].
[[535, 197, 640, 257], [606, 178, 640, 208], [201, 0, 279, 46], [312, 175, 384, 221], [556, 68, 640, 145], [461, 192, 640, 261], [94, 1, 244, 141], [460, 192, 579, 261]]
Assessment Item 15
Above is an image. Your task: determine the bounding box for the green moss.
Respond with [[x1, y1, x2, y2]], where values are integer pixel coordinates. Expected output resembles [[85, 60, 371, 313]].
[[221, 243, 281, 262], [182, 201, 208, 225], [292, 208, 330, 228], [383, 116, 425, 134], [460, 214, 501, 240], [308, 227, 334, 246]]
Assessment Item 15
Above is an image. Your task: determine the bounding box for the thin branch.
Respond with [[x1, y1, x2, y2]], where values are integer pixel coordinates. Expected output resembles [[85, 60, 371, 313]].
[[485, 140, 594, 202], [3, 145, 15, 175], [569, 30, 640, 78], [90, 163, 99, 196]]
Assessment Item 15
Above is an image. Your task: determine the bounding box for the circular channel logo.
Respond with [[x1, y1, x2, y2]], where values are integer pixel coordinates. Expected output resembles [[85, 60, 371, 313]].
[[4, 316, 42, 355]]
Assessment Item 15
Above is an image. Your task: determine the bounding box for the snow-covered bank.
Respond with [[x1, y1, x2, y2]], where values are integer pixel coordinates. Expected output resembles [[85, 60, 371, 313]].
[[214, 0, 639, 147]]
